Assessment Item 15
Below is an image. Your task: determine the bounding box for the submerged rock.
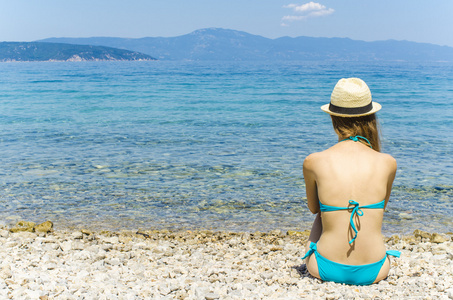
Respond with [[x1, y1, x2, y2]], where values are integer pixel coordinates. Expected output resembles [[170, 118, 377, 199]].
[[431, 233, 450, 244], [287, 230, 310, 237], [9, 221, 35, 233], [34, 221, 54, 233], [413, 229, 432, 240]]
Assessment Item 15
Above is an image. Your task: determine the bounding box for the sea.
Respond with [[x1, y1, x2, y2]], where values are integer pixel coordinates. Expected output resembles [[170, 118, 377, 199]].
[[0, 60, 451, 236]]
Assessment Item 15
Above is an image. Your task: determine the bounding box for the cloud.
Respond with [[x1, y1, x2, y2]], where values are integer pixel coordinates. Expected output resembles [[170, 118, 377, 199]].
[[285, 2, 325, 13], [282, 2, 334, 25], [282, 15, 305, 22]]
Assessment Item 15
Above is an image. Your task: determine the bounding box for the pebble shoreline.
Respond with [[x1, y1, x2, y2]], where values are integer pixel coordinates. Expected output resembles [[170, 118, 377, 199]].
[[0, 223, 452, 299]]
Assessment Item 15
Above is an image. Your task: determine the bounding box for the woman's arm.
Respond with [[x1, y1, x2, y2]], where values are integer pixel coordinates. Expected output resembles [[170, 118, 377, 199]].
[[384, 155, 397, 209], [303, 154, 320, 214]]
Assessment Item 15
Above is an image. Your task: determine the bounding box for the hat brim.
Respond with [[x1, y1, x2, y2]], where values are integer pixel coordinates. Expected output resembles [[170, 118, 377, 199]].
[[320, 102, 381, 117]]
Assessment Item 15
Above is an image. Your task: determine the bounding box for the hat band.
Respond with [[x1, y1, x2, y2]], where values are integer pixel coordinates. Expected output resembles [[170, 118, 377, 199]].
[[329, 102, 373, 115]]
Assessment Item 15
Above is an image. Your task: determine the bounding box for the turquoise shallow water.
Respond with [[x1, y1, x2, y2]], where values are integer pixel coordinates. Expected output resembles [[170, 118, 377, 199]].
[[0, 61, 452, 235]]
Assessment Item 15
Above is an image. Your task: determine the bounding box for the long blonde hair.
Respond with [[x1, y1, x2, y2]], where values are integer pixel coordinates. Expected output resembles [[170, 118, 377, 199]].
[[331, 114, 381, 152]]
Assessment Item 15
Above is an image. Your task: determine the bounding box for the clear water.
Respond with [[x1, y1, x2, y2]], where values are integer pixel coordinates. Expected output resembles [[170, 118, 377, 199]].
[[0, 61, 451, 235]]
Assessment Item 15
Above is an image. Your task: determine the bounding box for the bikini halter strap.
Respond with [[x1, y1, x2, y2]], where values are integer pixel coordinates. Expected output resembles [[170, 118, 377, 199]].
[[340, 135, 372, 149]]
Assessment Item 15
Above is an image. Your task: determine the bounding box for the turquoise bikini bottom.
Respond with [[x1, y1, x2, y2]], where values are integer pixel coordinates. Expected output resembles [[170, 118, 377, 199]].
[[303, 242, 401, 285]]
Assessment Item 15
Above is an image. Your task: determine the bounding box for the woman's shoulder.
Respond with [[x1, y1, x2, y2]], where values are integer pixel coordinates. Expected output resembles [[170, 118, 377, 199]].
[[377, 152, 397, 171], [304, 151, 325, 162], [304, 143, 342, 161], [303, 150, 330, 170]]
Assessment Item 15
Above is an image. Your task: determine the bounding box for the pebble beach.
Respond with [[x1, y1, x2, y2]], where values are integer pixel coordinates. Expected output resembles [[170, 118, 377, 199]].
[[1, 222, 452, 299]]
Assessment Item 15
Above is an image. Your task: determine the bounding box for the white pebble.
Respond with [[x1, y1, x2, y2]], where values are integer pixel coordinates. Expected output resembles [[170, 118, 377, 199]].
[[0, 229, 451, 299]]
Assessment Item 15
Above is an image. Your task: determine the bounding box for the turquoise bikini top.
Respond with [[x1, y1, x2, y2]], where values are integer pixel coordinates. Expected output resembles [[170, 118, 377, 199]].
[[319, 135, 383, 244], [319, 200, 386, 244]]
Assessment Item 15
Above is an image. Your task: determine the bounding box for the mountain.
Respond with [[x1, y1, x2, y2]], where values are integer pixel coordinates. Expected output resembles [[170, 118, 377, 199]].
[[0, 42, 156, 62], [38, 28, 453, 62], [39, 28, 271, 61]]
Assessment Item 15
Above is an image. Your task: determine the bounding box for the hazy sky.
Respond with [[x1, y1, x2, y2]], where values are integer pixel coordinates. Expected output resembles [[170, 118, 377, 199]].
[[1, 0, 452, 47]]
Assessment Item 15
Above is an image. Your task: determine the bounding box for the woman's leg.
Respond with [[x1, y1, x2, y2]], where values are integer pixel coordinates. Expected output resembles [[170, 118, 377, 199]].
[[373, 256, 391, 283]]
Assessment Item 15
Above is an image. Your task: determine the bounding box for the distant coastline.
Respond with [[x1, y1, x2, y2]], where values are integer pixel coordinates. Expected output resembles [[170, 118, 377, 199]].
[[0, 42, 156, 62], [1, 58, 154, 63], [1, 57, 154, 63], [3, 28, 453, 62], [37, 28, 453, 62]]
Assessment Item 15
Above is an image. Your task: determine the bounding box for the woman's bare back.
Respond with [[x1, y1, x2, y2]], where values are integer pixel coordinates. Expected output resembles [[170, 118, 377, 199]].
[[303, 139, 397, 265]]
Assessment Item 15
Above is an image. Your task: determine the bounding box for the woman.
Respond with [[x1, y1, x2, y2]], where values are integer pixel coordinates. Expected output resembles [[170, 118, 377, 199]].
[[302, 78, 400, 285]]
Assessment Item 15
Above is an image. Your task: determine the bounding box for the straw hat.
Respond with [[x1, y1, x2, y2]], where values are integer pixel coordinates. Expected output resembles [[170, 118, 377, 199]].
[[321, 78, 381, 117]]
